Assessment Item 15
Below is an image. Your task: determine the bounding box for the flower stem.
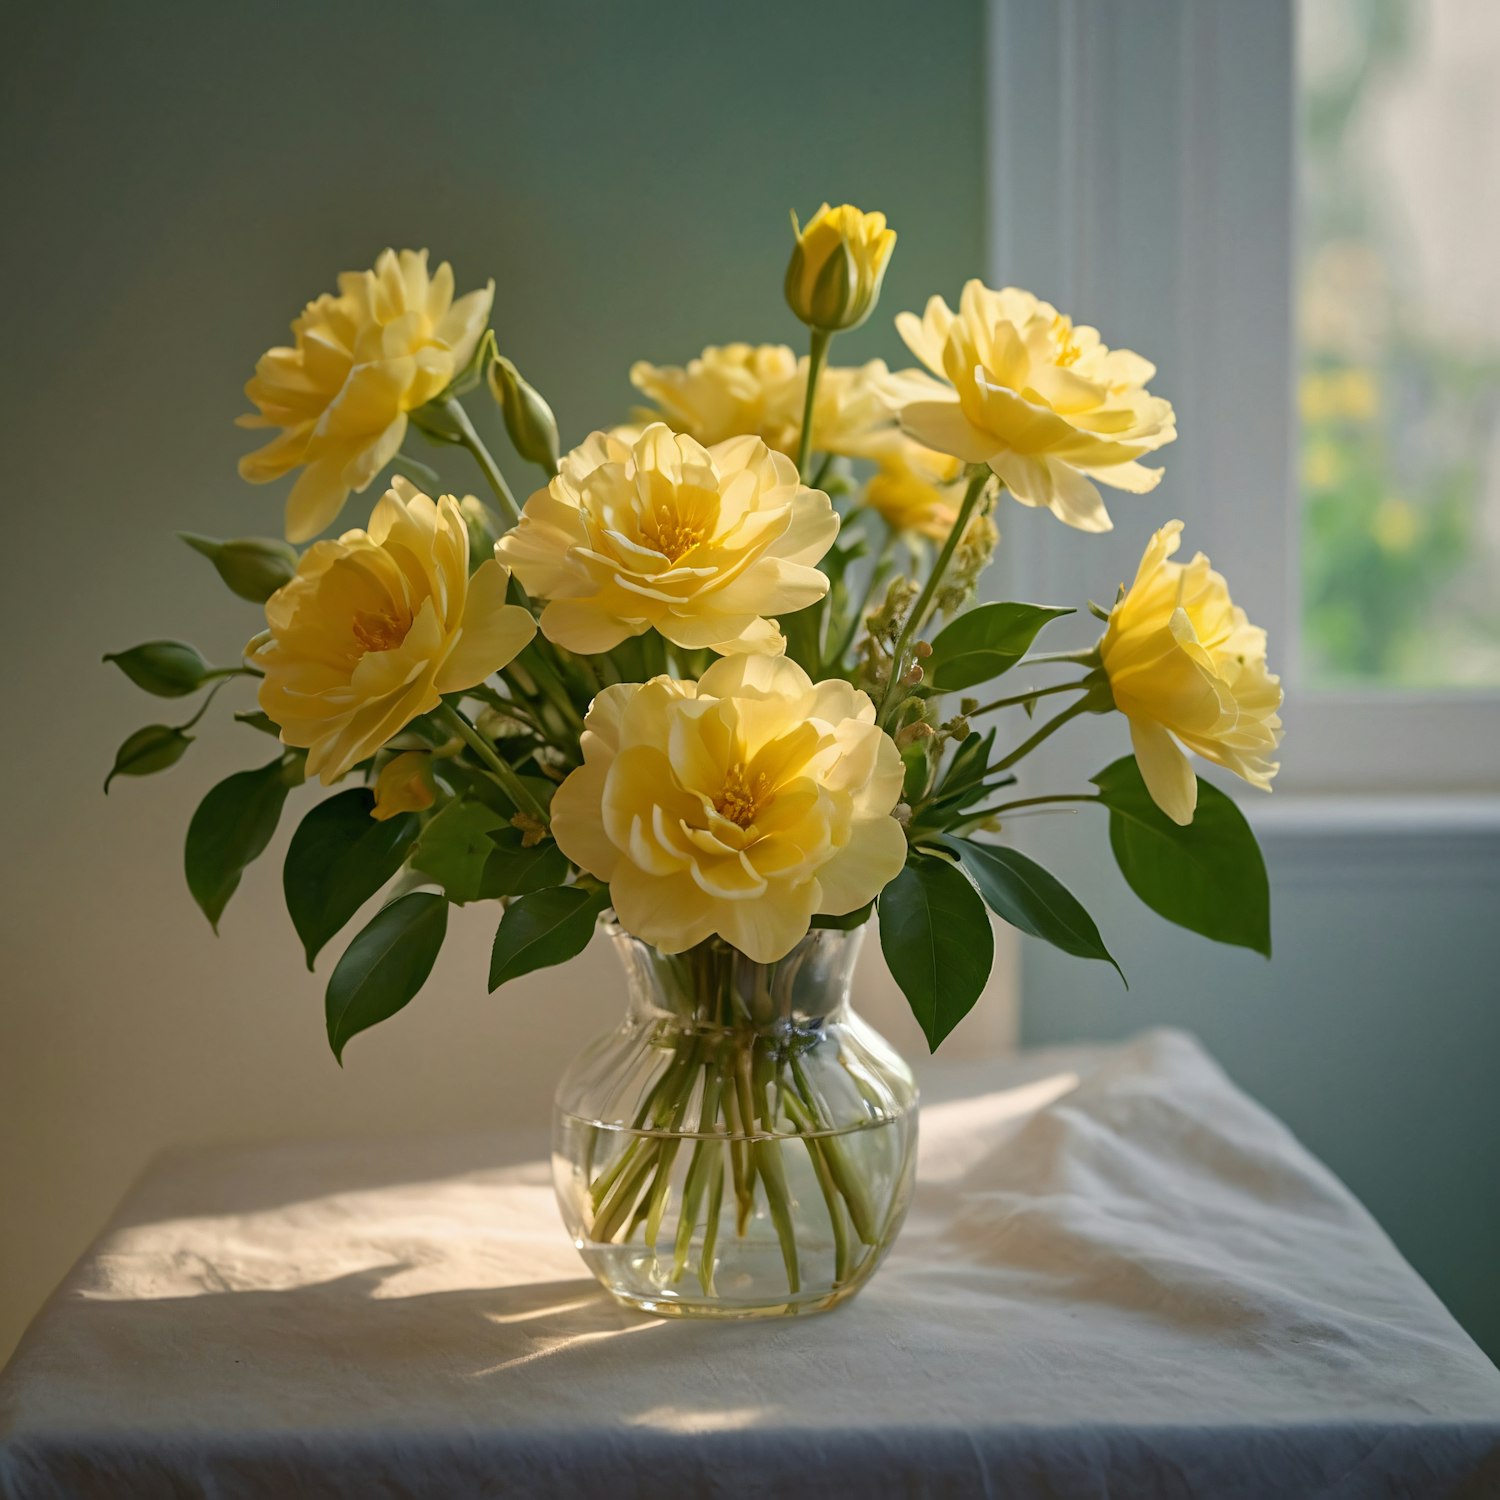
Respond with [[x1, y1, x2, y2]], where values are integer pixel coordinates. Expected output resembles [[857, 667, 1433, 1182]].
[[825, 523, 896, 672], [1025, 647, 1104, 668], [794, 328, 832, 481], [970, 679, 1091, 716], [441, 397, 521, 527], [880, 468, 991, 719], [435, 700, 549, 824], [989, 694, 1095, 774], [980, 791, 1102, 816]]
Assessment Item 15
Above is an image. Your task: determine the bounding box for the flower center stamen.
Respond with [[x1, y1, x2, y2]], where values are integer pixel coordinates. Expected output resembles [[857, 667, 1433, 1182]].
[[639, 502, 705, 563], [714, 764, 769, 829], [352, 607, 409, 654], [1051, 314, 1082, 368]]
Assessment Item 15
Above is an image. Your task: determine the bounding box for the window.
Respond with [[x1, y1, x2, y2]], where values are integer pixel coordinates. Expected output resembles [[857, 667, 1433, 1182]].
[[1299, 0, 1500, 690], [988, 0, 1500, 796]]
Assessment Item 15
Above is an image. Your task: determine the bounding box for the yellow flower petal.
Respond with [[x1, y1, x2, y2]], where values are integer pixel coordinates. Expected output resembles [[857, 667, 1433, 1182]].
[[550, 662, 906, 961], [254, 483, 532, 784], [1101, 521, 1284, 821]]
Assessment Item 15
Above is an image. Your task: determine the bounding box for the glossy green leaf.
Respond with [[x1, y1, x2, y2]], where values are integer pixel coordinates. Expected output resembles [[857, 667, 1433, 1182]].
[[926, 603, 1074, 691], [934, 728, 997, 797], [1093, 756, 1271, 956], [811, 900, 874, 931], [184, 756, 292, 931], [489, 884, 610, 992], [103, 641, 211, 698], [942, 836, 1124, 984], [234, 710, 281, 737], [479, 828, 570, 899], [877, 854, 994, 1051], [179, 533, 298, 603], [411, 798, 507, 904], [325, 892, 448, 1063], [284, 789, 421, 968], [104, 724, 192, 791]]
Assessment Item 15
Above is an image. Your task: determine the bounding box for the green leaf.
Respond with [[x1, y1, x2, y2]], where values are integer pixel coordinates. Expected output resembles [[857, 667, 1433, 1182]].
[[900, 740, 933, 802], [184, 756, 291, 931], [325, 892, 448, 1063], [489, 884, 610, 992], [926, 603, 1074, 691], [933, 727, 997, 797], [1092, 756, 1271, 956], [411, 798, 507, 904], [877, 854, 994, 1051], [283, 789, 421, 968], [811, 900, 874, 931], [104, 724, 192, 791], [942, 836, 1125, 985], [778, 602, 824, 674], [104, 641, 212, 698], [179, 534, 298, 603], [234, 710, 281, 737], [479, 827, 570, 899]]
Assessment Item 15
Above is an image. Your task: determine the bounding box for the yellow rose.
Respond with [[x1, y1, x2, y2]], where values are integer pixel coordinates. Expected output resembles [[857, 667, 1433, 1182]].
[[550, 655, 908, 962], [238, 250, 495, 543], [495, 423, 838, 655], [784, 203, 896, 332], [372, 751, 438, 821], [862, 441, 966, 540], [253, 479, 535, 784], [1101, 521, 1283, 825], [896, 282, 1176, 532], [630, 345, 918, 460]]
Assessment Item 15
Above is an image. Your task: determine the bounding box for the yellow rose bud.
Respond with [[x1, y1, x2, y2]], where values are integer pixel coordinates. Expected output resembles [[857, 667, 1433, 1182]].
[[252, 479, 536, 784], [238, 249, 495, 543], [550, 655, 908, 962], [372, 751, 437, 821], [487, 354, 561, 475], [495, 423, 838, 656], [1100, 520, 1283, 826], [896, 282, 1176, 532], [784, 204, 896, 332]]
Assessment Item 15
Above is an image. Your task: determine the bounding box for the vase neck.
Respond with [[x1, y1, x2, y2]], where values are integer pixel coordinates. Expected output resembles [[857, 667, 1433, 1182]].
[[608, 923, 864, 1033]]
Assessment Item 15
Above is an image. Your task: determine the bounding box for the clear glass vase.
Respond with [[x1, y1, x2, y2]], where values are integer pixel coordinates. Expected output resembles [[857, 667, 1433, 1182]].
[[553, 921, 919, 1319]]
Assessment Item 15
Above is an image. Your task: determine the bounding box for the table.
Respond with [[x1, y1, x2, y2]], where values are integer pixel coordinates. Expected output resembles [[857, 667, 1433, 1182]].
[[2, 1030, 1496, 1498]]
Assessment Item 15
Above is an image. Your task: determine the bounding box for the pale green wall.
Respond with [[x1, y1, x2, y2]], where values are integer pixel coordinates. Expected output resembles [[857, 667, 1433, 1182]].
[[0, 0, 985, 1362]]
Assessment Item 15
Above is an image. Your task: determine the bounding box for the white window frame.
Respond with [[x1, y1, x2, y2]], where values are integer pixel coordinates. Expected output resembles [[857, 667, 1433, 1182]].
[[985, 0, 1500, 798]]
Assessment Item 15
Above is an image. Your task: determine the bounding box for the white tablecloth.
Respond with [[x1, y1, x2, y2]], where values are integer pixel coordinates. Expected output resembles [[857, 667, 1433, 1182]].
[[2, 1030, 1496, 1498]]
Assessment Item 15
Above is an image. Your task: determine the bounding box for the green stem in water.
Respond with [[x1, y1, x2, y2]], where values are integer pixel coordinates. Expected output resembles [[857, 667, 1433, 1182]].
[[435, 701, 549, 824], [751, 1051, 800, 1295], [781, 1083, 853, 1284], [441, 396, 521, 527], [969, 678, 1092, 717], [880, 468, 991, 719], [794, 328, 832, 481], [790, 1053, 877, 1245]]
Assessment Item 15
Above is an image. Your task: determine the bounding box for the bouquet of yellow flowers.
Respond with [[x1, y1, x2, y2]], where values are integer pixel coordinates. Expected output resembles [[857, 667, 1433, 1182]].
[[106, 206, 1281, 1319]]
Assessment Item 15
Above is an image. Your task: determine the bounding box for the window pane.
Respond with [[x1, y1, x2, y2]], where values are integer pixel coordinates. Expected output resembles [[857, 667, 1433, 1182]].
[[1298, 0, 1500, 688]]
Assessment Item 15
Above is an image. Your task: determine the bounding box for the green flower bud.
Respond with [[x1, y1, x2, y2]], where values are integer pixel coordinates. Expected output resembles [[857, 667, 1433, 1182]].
[[179, 533, 298, 603], [104, 724, 193, 792], [104, 640, 212, 698], [488, 355, 561, 475]]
